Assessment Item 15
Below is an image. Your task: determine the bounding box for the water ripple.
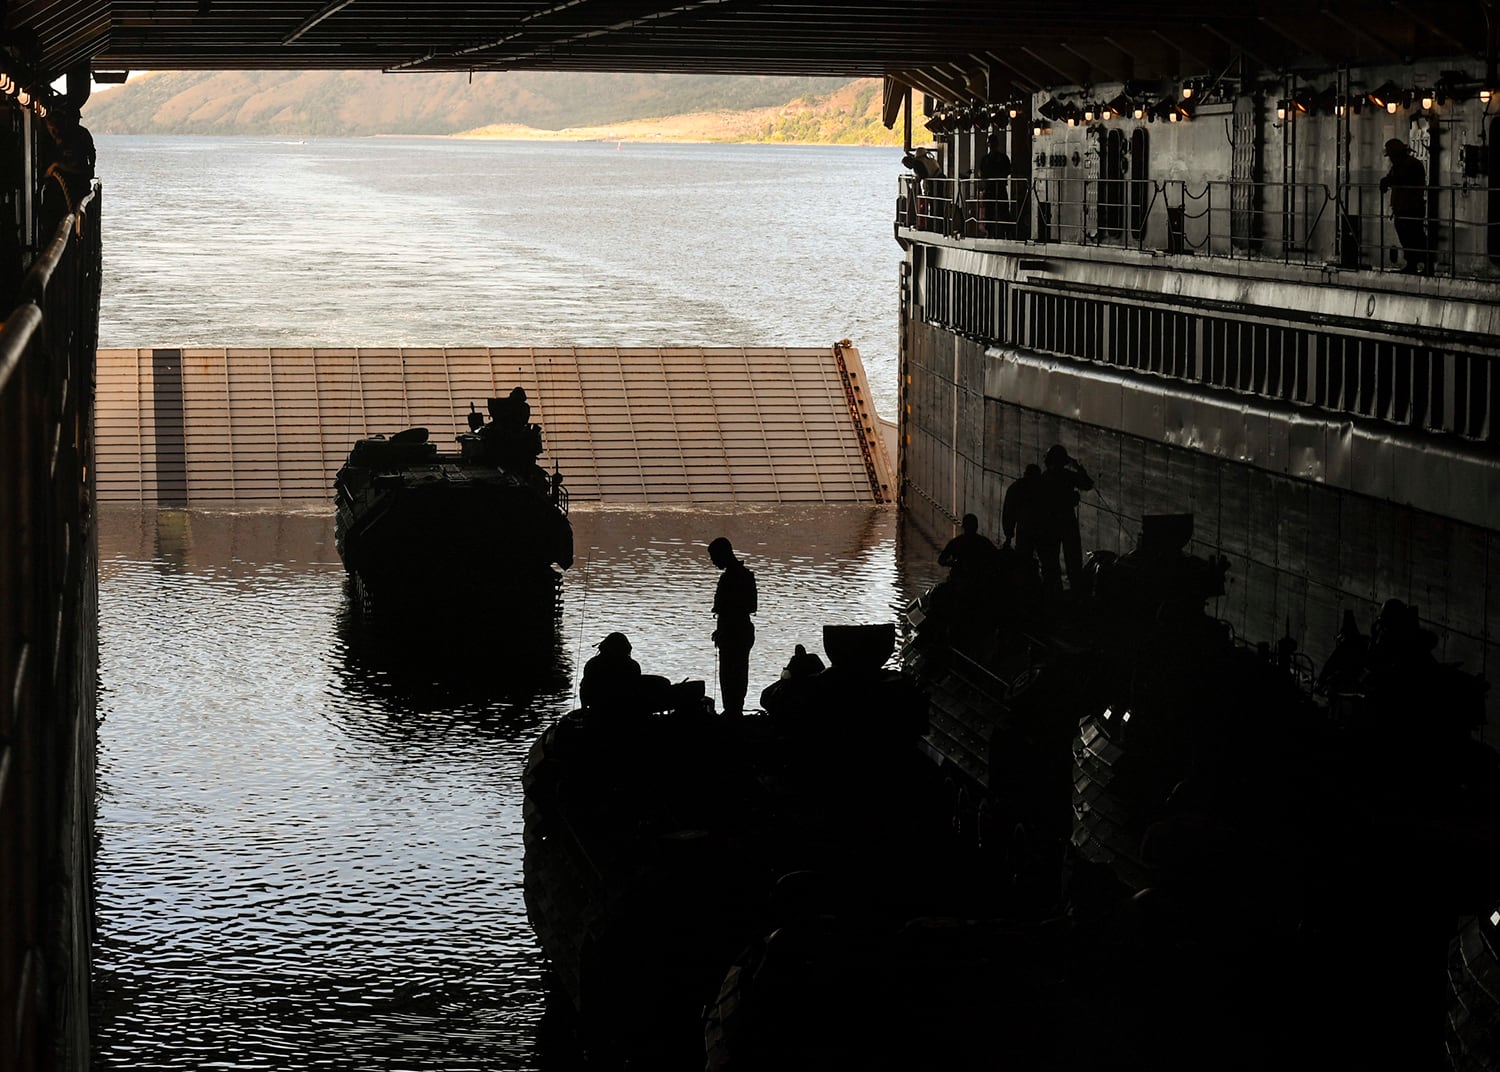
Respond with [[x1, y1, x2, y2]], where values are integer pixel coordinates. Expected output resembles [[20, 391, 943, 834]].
[[93, 503, 922, 1070]]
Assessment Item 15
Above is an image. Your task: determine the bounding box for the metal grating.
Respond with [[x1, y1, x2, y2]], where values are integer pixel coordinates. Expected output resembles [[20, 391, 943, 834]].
[[94, 343, 894, 505]]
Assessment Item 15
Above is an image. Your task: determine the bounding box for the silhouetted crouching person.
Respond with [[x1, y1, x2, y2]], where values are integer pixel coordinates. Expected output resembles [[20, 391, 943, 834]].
[[580, 631, 643, 712], [1038, 445, 1094, 595], [580, 631, 672, 716], [480, 386, 543, 472], [938, 513, 1000, 582], [759, 642, 826, 712], [781, 643, 825, 679], [709, 537, 757, 716]]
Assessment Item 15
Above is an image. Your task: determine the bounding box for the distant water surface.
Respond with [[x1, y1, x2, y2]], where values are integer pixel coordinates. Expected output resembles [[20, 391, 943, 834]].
[[96, 135, 903, 418], [91, 135, 935, 1070]]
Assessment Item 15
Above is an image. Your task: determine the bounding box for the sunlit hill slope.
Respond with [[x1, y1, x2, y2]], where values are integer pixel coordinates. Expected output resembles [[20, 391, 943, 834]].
[[83, 71, 904, 144]]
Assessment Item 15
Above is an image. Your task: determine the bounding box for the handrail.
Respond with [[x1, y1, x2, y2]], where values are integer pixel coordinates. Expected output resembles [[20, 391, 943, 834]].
[[1, 150, 102, 1072], [899, 173, 1500, 281], [0, 303, 42, 394]]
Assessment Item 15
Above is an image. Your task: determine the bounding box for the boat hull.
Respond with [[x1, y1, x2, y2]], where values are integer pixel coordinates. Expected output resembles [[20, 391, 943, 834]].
[[335, 459, 572, 613]]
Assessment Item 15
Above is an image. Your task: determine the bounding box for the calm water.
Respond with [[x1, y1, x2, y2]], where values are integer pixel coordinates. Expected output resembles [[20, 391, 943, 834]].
[[96, 136, 903, 419], [91, 137, 940, 1070]]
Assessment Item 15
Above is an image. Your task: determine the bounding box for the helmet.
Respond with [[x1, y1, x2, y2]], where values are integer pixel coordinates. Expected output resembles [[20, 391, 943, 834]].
[[597, 631, 631, 655]]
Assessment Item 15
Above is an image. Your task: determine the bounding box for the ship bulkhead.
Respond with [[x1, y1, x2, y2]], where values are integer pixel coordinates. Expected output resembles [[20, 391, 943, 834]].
[[897, 63, 1499, 715]]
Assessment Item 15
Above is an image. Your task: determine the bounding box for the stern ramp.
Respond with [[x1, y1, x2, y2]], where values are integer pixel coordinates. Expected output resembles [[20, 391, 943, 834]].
[[94, 343, 893, 506]]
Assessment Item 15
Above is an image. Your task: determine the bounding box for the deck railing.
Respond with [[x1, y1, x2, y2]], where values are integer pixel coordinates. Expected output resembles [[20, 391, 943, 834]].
[[900, 174, 1500, 281], [0, 184, 102, 1072]]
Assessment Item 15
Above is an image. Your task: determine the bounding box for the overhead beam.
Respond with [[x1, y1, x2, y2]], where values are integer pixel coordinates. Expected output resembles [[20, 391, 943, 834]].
[[1317, 9, 1405, 64], [1058, 40, 1132, 84], [1256, 15, 1332, 67], [282, 0, 358, 45]]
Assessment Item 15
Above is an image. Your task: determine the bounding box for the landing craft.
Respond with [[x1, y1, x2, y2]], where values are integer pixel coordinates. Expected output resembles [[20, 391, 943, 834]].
[[333, 397, 573, 616]]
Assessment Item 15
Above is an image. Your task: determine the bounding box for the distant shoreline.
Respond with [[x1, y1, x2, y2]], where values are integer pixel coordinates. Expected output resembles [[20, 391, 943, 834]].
[[451, 108, 902, 147], [94, 129, 905, 148]]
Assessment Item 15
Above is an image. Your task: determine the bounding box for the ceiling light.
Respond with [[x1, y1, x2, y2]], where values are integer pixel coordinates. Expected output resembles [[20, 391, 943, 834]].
[[1367, 80, 1399, 110]]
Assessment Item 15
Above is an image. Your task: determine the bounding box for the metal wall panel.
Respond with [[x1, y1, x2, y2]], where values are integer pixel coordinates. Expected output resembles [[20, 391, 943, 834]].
[[904, 330, 1498, 722]]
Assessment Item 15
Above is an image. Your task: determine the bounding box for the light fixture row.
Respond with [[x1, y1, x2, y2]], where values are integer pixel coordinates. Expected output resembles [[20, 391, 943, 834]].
[[1276, 80, 1493, 119], [924, 102, 1027, 135], [0, 71, 51, 119]]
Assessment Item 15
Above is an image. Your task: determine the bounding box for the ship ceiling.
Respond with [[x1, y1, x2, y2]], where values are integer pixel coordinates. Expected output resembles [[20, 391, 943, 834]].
[[2, 1, 1494, 103]]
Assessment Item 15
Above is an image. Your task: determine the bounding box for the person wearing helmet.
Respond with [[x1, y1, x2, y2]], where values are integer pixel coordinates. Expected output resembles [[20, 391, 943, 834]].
[[580, 631, 643, 711]]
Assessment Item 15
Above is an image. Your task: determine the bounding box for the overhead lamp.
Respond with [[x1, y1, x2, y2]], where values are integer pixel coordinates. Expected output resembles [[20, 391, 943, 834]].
[[1148, 97, 1177, 123], [1276, 99, 1289, 121], [1387, 98, 1399, 114], [1482, 87, 1494, 104], [16, 89, 30, 106], [1420, 89, 1435, 110], [1293, 92, 1314, 114], [1133, 103, 1147, 120], [1033, 119, 1051, 137], [1061, 102, 1082, 127], [34, 102, 45, 119], [0, 74, 11, 95], [1181, 79, 1197, 100], [1333, 95, 1347, 117], [1367, 80, 1399, 110], [1008, 104, 1021, 119]]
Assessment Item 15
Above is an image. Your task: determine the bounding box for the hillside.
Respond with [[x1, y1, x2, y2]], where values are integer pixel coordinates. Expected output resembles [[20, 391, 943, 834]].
[[461, 79, 899, 145], [81, 70, 901, 143]]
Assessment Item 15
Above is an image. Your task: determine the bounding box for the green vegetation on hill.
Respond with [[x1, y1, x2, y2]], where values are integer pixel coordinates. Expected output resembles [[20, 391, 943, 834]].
[[82, 70, 885, 140]]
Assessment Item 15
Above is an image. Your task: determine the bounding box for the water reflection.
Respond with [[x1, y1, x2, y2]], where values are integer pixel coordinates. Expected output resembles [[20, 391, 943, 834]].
[[93, 502, 931, 1071], [331, 585, 574, 739]]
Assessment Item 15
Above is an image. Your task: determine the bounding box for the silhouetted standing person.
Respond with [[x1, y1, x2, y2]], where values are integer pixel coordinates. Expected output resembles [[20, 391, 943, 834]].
[[978, 132, 1012, 236], [1380, 139, 1429, 275], [709, 536, 757, 716], [39, 102, 95, 239], [1038, 445, 1093, 594], [1315, 609, 1368, 696], [1002, 464, 1044, 574]]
